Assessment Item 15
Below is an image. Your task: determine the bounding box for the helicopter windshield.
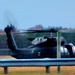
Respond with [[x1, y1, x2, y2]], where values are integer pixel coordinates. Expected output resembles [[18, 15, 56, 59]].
[[32, 37, 47, 45]]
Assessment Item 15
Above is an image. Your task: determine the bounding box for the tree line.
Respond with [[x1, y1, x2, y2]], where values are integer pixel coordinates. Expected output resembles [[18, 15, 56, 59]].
[[0, 25, 75, 49]]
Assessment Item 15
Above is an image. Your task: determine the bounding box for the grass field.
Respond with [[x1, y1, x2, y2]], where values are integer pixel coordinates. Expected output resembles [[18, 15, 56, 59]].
[[0, 56, 75, 75]]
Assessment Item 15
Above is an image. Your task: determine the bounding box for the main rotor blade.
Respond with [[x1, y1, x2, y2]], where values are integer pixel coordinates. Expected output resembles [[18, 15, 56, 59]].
[[26, 29, 58, 33]]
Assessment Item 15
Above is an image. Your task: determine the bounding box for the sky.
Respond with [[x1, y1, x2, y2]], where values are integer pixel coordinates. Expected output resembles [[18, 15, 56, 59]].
[[0, 0, 75, 29]]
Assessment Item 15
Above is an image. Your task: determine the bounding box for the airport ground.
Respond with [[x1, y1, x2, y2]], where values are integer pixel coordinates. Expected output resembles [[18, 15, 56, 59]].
[[0, 56, 75, 75]]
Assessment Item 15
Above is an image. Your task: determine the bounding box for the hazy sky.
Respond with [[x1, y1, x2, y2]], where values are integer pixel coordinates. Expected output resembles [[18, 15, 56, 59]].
[[0, 0, 75, 29]]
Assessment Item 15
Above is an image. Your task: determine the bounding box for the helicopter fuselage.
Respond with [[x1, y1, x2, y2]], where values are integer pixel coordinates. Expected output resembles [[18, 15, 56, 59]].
[[4, 25, 75, 59]]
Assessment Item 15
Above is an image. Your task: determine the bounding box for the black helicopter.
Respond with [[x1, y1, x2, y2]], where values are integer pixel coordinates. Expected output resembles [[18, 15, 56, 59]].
[[4, 25, 75, 59]]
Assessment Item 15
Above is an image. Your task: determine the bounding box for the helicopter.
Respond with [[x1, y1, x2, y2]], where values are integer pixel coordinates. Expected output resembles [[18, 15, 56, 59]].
[[4, 25, 75, 59]]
